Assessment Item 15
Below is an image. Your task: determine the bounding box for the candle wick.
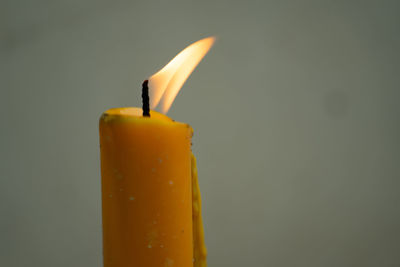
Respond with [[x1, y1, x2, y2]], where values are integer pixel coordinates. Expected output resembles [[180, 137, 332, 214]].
[[142, 80, 150, 117]]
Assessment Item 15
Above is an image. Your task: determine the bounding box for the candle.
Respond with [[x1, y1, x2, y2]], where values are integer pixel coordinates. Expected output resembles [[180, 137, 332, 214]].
[[99, 37, 215, 267]]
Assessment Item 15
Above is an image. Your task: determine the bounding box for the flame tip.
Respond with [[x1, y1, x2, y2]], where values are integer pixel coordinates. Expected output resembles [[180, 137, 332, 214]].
[[148, 36, 216, 114]]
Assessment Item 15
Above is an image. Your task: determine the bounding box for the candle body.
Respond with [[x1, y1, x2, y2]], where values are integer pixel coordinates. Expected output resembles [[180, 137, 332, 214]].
[[99, 108, 193, 267]]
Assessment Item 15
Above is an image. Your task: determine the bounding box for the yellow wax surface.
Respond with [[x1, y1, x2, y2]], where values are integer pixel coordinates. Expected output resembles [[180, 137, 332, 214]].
[[99, 107, 207, 267]]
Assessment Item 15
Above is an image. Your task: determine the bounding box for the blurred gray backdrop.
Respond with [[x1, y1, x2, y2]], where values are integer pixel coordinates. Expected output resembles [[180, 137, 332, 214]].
[[1, 0, 400, 266]]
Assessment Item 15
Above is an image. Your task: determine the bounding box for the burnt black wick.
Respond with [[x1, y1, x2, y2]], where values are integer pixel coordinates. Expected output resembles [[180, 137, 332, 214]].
[[142, 80, 150, 117]]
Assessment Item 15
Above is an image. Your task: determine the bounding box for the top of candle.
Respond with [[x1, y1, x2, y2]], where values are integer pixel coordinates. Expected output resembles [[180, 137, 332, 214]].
[[100, 107, 193, 138], [102, 107, 173, 122]]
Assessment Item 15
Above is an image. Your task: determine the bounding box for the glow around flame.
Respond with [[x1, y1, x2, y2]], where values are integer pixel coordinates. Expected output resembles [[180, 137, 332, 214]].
[[148, 36, 216, 114]]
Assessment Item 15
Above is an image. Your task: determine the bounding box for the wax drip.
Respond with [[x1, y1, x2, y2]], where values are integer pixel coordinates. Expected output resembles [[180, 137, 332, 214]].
[[142, 80, 150, 117], [192, 153, 207, 267]]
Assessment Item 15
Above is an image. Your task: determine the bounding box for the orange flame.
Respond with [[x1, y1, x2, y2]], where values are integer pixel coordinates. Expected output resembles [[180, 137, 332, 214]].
[[148, 36, 216, 114]]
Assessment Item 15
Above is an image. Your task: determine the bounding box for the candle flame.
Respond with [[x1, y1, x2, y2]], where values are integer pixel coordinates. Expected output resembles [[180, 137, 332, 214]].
[[148, 36, 216, 114]]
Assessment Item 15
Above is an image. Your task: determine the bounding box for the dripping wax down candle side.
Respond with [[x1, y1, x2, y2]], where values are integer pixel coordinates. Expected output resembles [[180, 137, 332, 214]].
[[99, 107, 207, 267]]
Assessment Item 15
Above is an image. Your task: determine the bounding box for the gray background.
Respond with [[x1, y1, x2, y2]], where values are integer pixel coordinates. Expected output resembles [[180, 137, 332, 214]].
[[1, 0, 400, 266]]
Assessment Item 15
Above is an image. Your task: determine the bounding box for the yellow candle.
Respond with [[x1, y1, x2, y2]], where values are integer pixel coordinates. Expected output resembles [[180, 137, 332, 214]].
[[99, 108, 207, 267], [99, 36, 214, 267]]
